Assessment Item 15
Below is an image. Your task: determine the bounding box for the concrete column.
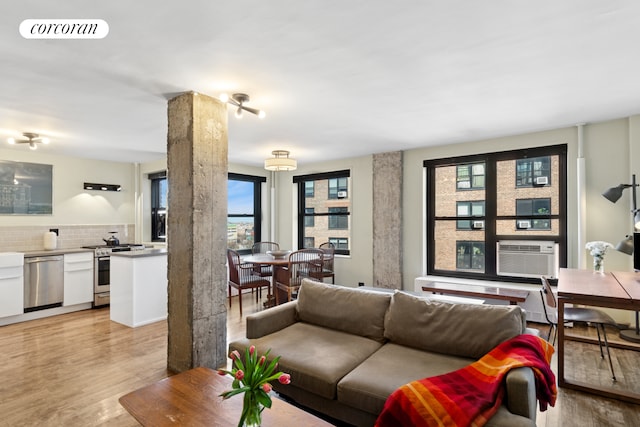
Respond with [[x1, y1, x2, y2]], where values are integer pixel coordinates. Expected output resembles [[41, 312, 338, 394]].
[[372, 151, 403, 289], [166, 92, 228, 372]]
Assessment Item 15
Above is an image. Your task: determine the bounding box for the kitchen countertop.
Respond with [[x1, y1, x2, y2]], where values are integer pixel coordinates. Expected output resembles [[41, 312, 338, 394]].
[[110, 248, 167, 258], [21, 248, 95, 257]]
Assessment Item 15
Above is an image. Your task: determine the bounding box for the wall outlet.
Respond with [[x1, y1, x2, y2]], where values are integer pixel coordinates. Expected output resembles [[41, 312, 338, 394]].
[[358, 282, 365, 287], [49, 228, 59, 236]]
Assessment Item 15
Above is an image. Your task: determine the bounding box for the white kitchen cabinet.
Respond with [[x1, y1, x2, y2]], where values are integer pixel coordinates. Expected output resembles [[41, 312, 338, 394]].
[[0, 253, 24, 318], [63, 252, 94, 306]]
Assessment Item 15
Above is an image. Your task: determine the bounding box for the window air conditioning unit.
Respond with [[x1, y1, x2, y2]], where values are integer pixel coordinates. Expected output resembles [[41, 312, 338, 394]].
[[337, 191, 348, 198], [517, 220, 531, 229], [497, 240, 558, 278], [472, 220, 484, 229], [535, 176, 549, 185]]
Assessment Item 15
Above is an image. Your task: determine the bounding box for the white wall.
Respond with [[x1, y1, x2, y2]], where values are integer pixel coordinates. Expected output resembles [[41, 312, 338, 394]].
[[0, 148, 135, 226]]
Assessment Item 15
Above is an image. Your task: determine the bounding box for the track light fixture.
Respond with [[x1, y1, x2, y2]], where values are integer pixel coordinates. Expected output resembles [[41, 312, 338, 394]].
[[220, 93, 266, 119], [7, 132, 50, 150]]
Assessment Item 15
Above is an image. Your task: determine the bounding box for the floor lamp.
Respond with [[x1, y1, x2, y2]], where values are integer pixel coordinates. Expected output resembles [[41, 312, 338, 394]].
[[602, 174, 640, 343]]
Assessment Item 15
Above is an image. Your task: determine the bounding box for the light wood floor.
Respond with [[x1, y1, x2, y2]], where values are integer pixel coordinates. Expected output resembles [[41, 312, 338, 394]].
[[1, 293, 639, 426]]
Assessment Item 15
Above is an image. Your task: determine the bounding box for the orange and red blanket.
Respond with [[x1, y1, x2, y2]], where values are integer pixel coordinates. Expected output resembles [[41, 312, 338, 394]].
[[375, 334, 557, 427]]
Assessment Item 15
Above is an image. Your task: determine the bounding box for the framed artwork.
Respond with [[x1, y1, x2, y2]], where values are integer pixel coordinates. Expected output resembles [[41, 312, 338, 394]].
[[0, 160, 53, 214]]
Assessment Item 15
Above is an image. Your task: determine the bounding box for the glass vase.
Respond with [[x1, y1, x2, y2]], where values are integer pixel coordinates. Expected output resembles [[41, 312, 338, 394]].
[[593, 256, 604, 273], [239, 390, 262, 427]]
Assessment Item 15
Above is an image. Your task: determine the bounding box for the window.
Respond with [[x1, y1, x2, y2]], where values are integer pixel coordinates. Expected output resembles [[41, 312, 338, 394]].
[[305, 181, 314, 198], [457, 163, 485, 190], [328, 177, 348, 199], [516, 156, 550, 187], [150, 171, 167, 242], [456, 201, 485, 230], [150, 172, 266, 251], [305, 208, 315, 227], [516, 198, 551, 230], [304, 237, 315, 248], [425, 145, 566, 282], [227, 173, 267, 254], [294, 170, 351, 255], [456, 241, 485, 271], [329, 207, 349, 229], [329, 237, 349, 250]]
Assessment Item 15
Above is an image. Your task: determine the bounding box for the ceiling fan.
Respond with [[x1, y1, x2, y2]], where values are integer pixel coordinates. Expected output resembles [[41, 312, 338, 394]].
[[7, 132, 50, 150], [220, 93, 266, 119]]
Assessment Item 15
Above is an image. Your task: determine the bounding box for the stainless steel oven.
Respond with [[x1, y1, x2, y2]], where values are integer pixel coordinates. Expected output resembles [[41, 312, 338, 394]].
[[94, 255, 111, 307], [83, 244, 145, 307]]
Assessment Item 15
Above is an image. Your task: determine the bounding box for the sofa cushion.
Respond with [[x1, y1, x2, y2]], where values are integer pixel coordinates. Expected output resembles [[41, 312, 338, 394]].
[[384, 291, 526, 359], [296, 279, 391, 342], [337, 343, 534, 426], [229, 322, 383, 400], [337, 343, 473, 415]]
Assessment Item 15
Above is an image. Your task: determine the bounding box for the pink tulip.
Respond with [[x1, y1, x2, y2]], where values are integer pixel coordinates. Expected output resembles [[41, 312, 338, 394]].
[[249, 345, 256, 356], [230, 350, 241, 361], [216, 369, 226, 376], [259, 355, 266, 366], [235, 370, 245, 380], [262, 383, 272, 393], [278, 373, 291, 385]]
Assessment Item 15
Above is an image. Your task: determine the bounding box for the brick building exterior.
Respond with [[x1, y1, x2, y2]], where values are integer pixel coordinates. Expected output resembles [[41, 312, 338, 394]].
[[433, 155, 559, 272]]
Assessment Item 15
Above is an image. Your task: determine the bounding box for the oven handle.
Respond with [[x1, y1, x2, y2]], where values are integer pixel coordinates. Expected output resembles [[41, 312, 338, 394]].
[[97, 256, 110, 261]]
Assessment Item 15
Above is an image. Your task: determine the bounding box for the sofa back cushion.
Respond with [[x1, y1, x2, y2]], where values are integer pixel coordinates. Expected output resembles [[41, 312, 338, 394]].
[[384, 291, 526, 359], [297, 279, 391, 343]]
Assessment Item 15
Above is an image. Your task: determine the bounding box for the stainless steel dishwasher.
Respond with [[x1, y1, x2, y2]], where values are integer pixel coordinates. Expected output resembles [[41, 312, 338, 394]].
[[24, 255, 64, 312]]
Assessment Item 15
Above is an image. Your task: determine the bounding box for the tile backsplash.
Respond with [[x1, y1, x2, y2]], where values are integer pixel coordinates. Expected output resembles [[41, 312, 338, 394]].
[[0, 224, 135, 252]]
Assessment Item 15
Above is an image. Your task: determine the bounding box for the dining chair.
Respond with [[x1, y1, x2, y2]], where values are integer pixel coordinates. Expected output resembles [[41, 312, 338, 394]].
[[227, 249, 271, 316], [251, 241, 280, 278], [540, 276, 618, 380], [274, 248, 323, 304], [311, 241, 335, 283]]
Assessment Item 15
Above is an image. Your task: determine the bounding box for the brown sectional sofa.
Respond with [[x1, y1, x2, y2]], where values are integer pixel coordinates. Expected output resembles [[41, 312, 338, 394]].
[[229, 279, 539, 427]]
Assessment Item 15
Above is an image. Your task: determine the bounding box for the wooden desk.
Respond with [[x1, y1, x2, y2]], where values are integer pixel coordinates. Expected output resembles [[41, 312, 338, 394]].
[[421, 281, 529, 305], [243, 254, 290, 308], [119, 367, 333, 427], [557, 268, 640, 404]]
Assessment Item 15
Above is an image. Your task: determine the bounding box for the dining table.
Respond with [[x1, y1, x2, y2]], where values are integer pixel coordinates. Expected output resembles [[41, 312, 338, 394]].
[[557, 268, 640, 404], [243, 253, 290, 308]]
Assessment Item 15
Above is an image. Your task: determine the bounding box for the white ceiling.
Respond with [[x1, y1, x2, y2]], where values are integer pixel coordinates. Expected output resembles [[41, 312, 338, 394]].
[[1, 1, 640, 167]]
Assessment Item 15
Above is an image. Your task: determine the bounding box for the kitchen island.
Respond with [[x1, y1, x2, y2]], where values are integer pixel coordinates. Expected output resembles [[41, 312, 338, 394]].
[[110, 248, 167, 327]]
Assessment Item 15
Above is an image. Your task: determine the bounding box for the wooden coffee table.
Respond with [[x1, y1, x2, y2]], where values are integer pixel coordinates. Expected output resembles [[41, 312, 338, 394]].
[[119, 367, 333, 426]]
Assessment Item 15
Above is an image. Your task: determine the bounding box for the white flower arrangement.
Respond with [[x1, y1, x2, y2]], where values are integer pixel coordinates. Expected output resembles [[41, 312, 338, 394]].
[[585, 241, 614, 272]]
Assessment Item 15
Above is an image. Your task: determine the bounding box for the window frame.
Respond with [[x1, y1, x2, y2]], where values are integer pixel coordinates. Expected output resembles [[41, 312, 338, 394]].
[[227, 172, 267, 255], [294, 170, 351, 255], [456, 200, 485, 230], [328, 177, 348, 199], [424, 144, 567, 283], [456, 163, 485, 190], [150, 171, 167, 242], [516, 156, 551, 187], [456, 241, 485, 271], [328, 207, 349, 229], [516, 197, 552, 230]]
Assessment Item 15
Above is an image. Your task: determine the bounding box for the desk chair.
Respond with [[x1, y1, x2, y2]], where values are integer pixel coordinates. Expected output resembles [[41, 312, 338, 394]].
[[540, 276, 618, 380], [227, 249, 271, 316]]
